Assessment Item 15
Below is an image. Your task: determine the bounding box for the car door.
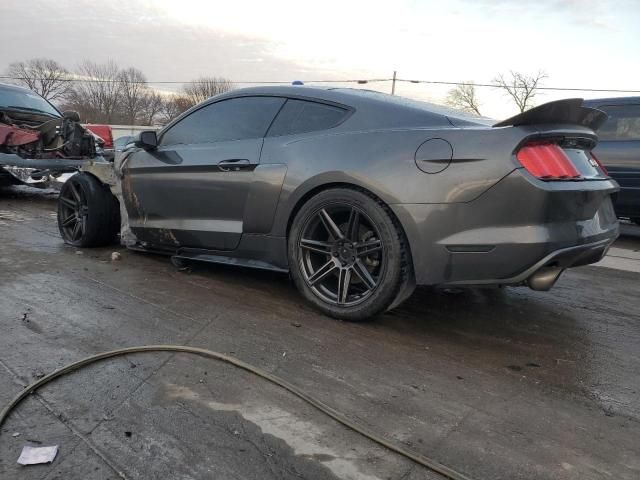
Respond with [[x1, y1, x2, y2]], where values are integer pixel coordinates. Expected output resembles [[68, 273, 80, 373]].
[[121, 96, 286, 250], [592, 103, 640, 218]]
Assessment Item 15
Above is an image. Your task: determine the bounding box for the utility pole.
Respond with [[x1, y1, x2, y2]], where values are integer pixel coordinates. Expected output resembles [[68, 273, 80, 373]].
[[391, 71, 397, 95]]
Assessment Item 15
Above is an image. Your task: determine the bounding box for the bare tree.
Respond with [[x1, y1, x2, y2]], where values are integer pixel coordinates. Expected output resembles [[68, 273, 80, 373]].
[[446, 82, 482, 115], [160, 94, 192, 123], [494, 70, 547, 113], [138, 89, 164, 125], [68, 60, 122, 123], [118, 67, 148, 124], [5, 58, 71, 102], [182, 77, 233, 106]]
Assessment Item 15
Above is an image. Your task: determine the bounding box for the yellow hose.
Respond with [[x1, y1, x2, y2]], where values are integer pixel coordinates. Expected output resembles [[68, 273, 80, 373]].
[[0, 345, 473, 480]]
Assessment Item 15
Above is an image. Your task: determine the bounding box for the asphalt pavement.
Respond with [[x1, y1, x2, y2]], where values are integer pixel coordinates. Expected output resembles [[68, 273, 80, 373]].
[[1, 185, 639, 480]]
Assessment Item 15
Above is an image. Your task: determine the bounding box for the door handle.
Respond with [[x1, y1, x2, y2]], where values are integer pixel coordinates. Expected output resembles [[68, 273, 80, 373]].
[[218, 159, 251, 171]]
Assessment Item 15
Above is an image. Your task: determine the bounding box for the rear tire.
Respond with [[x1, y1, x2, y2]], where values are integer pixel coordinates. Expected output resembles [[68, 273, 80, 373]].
[[57, 173, 120, 247], [288, 188, 407, 321]]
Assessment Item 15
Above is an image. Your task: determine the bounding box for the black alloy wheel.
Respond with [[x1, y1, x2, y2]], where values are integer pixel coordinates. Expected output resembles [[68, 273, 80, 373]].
[[57, 173, 120, 247], [289, 188, 407, 321], [58, 179, 89, 243], [298, 204, 384, 306]]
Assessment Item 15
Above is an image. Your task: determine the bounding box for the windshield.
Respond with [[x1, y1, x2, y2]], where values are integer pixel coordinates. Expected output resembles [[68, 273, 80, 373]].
[[0, 86, 61, 117]]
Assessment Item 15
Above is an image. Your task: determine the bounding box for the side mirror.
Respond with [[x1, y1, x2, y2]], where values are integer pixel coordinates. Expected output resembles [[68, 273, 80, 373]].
[[62, 110, 81, 122], [135, 130, 158, 150]]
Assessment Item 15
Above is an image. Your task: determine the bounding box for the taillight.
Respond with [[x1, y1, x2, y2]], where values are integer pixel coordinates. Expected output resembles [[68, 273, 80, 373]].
[[516, 143, 581, 180], [590, 152, 608, 176]]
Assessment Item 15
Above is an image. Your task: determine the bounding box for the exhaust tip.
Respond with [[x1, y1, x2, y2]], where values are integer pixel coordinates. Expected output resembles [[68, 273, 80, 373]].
[[527, 267, 563, 291]]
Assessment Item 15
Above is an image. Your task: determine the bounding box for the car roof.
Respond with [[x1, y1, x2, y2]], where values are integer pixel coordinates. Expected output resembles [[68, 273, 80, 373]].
[[213, 85, 400, 108], [213, 85, 491, 127], [583, 96, 640, 107]]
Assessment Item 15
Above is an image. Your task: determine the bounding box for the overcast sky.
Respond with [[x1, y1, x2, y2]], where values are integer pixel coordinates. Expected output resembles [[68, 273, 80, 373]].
[[1, 0, 638, 118]]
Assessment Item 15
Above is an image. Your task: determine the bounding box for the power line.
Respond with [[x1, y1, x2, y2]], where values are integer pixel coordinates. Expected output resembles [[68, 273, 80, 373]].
[[0, 74, 638, 93], [0, 75, 388, 85], [396, 78, 640, 94]]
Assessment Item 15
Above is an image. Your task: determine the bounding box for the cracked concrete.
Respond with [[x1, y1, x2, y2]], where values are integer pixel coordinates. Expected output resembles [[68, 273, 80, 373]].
[[0, 185, 639, 480]]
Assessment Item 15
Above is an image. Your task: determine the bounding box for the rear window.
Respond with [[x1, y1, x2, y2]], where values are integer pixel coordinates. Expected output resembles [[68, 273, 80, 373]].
[[267, 99, 348, 137], [596, 104, 640, 141]]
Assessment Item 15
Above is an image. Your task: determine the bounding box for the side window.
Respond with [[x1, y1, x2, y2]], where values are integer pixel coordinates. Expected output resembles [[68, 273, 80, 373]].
[[267, 99, 348, 137], [161, 96, 285, 146], [597, 104, 640, 141]]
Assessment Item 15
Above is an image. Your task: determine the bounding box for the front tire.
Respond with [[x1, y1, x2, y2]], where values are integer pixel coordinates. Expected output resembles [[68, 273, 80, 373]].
[[57, 173, 120, 247], [288, 188, 407, 321]]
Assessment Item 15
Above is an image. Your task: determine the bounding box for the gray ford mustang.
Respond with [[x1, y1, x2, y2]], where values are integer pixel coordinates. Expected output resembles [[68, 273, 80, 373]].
[[57, 86, 619, 320]]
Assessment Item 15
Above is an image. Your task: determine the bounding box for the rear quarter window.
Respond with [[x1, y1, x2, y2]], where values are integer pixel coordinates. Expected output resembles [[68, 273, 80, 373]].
[[267, 99, 348, 137], [596, 104, 640, 141]]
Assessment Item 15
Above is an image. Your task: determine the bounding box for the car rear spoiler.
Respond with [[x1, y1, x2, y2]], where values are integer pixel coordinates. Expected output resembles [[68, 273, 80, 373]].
[[493, 98, 608, 131]]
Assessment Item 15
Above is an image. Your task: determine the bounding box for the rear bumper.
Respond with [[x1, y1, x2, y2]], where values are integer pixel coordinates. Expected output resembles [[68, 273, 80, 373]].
[[444, 237, 613, 287], [611, 183, 640, 219], [393, 169, 620, 286]]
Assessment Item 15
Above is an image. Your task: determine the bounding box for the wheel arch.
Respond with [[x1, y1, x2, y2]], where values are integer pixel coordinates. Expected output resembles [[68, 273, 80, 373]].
[[72, 170, 103, 186], [286, 182, 382, 235], [66, 170, 120, 204]]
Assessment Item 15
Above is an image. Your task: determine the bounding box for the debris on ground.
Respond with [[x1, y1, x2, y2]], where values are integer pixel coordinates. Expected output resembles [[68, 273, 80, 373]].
[[111, 252, 122, 261], [12, 432, 20, 437], [442, 288, 464, 295], [17, 445, 58, 466], [170, 256, 192, 272]]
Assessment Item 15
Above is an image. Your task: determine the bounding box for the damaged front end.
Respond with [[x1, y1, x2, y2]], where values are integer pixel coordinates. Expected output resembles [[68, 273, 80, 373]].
[[0, 83, 102, 187]]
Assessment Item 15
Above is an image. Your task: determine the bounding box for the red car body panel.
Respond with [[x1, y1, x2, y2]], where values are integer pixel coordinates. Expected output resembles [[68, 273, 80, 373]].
[[83, 124, 114, 149], [0, 124, 41, 146]]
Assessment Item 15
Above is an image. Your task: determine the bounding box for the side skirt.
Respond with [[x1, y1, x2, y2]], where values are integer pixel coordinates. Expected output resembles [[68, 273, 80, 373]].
[[128, 233, 290, 274], [172, 250, 288, 273]]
